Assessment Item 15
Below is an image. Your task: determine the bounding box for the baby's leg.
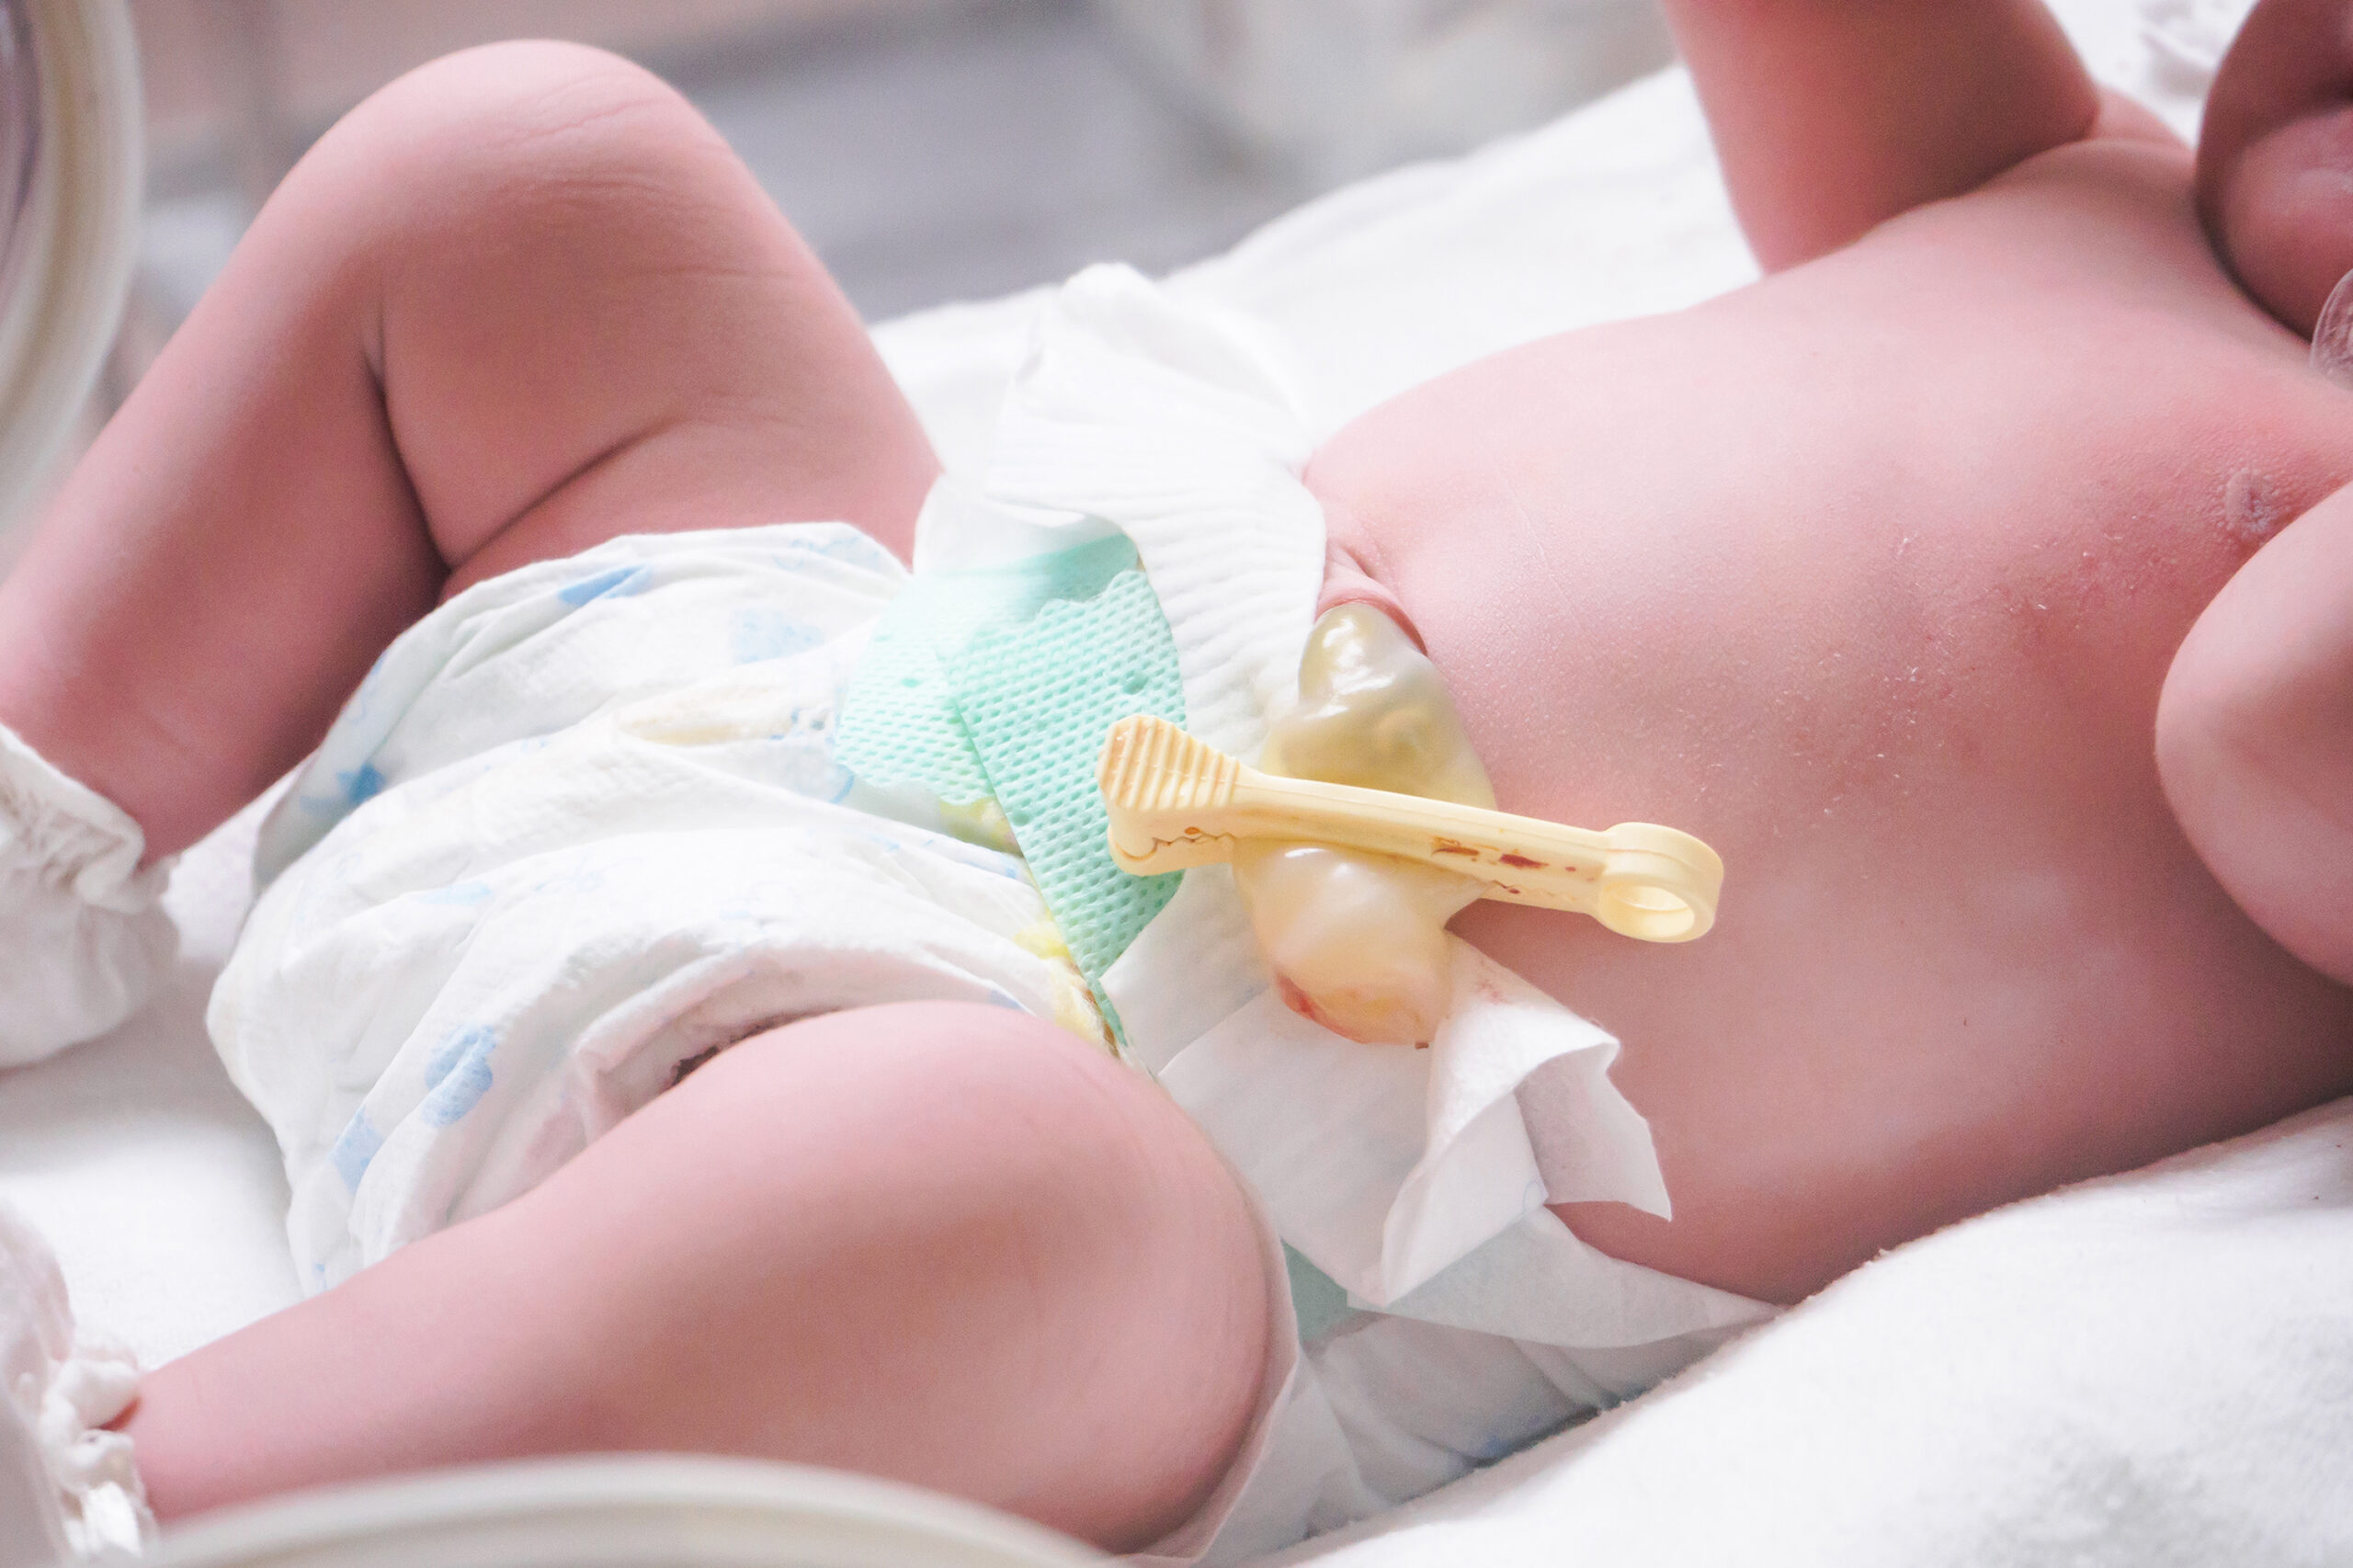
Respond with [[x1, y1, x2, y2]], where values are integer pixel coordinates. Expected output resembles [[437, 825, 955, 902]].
[[119, 1003, 1271, 1551], [0, 42, 934, 858]]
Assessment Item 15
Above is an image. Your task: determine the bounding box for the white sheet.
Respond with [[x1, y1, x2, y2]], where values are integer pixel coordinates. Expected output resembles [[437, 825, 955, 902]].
[[0, 801, 295, 1366], [1271, 1095, 2353, 1566], [6, 0, 2346, 1561]]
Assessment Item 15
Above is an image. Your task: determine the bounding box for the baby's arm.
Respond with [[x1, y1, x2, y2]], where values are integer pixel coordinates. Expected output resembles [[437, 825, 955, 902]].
[[2197, 0, 2353, 334], [2164, 0, 2353, 982], [1659, 0, 2101, 269], [2159, 483, 2353, 988]]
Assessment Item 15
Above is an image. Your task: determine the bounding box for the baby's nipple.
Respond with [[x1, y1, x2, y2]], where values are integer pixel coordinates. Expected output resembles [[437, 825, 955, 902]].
[[1234, 604, 1494, 1044]]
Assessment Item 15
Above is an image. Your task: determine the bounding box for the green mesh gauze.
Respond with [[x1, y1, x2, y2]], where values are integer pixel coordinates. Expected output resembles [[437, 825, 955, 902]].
[[833, 597, 992, 805], [835, 534, 1187, 1028], [946, 569, 1185, 985]]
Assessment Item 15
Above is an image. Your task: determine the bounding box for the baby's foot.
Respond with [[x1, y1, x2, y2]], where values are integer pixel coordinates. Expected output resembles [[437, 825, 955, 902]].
[[1233, 604, 1493, 1044], [0, 1201, 149, 1565]]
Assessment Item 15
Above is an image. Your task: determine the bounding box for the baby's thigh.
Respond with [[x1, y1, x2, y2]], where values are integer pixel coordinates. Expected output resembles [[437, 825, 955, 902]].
[[515, 1001, 1274, 1544], [313, 41, 938, 585]]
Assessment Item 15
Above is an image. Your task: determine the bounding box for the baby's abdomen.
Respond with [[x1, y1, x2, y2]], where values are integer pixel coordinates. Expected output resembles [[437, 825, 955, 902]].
[[1306, 301, 2353, 1305]]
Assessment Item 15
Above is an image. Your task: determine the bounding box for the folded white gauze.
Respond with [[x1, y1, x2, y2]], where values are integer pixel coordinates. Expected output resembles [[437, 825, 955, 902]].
[[0, 724, 175, 1067], [0, 1200, 148, 1567]]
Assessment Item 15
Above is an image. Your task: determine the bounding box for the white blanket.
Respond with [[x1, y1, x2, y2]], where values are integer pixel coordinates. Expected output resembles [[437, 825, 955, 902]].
[[6, 0, 2347, 1559], [1273, 1096, 2353, 1565], [1274, 1095, 2353, 1565]]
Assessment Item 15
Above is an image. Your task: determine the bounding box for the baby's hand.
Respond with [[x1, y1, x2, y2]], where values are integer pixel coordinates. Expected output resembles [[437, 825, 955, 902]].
[[1233, 604, 1492, 1044], [2159, 475, 2353, 989]]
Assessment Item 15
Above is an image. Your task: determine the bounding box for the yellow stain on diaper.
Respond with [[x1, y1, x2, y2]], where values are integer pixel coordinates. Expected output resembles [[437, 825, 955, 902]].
[[1013, 917, 1074, 964], [1014, 916, 1113, 1051], [941, 796, 1020, 854], [613, 681, 813, 746]]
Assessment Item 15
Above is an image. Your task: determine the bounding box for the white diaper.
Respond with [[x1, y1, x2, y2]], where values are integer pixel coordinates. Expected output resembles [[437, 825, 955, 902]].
[[193, 263, 1772, 1562]]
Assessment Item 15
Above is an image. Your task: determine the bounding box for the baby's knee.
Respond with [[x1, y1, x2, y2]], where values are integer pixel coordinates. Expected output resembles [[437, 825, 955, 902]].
[[263, 40, 767, 299], [696, 1004, 1274, 1544], [350, 42, 723, 202], [726, 1003, 1267, 1335]]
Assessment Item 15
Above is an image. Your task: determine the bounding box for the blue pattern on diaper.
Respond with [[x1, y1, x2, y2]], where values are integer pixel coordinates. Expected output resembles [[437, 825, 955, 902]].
[[556, 564, 654, 606], [329, 1109, 383, 1190], [336, 761, 387, 807], [528, 865, 608, 902], [731, 606, 822, 664], [415, 881, 494, 907], [774, 527, 889, 566], [420, 1026, 497, 1128]]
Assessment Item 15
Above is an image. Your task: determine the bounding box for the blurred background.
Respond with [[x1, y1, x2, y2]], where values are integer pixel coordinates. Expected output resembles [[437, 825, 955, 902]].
[[0, 0, 1673, 567], [0, 0, 1679, 575], [127, 0, 1672, 361]]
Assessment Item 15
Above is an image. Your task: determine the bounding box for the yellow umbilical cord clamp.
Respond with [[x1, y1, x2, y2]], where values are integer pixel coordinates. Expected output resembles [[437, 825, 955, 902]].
[[1097, 714, 1722, 943]]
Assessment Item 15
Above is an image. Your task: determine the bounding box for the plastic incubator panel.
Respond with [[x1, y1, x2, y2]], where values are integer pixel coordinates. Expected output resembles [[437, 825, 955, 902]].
[[147, 1457, 1102, 1568], [0, 0, 139, 540], [0, 4, 39, 298]]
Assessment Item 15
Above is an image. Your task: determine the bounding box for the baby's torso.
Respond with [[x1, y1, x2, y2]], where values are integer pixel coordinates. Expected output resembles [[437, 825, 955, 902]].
[[1308, 134, 2353, 1301]]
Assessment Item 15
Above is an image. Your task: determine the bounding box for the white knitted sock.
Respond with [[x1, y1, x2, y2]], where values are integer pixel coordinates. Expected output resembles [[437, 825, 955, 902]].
[[0, 722, 175, 1067], [0, 1201, 148, 1566]]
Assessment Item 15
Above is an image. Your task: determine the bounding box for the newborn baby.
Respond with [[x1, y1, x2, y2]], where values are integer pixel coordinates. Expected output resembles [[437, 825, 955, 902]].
[[2, 0, 2350, 1557]]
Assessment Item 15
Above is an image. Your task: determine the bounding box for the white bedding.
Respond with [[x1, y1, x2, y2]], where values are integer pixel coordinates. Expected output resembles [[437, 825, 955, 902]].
[[6, 0, 2347, 1558]]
